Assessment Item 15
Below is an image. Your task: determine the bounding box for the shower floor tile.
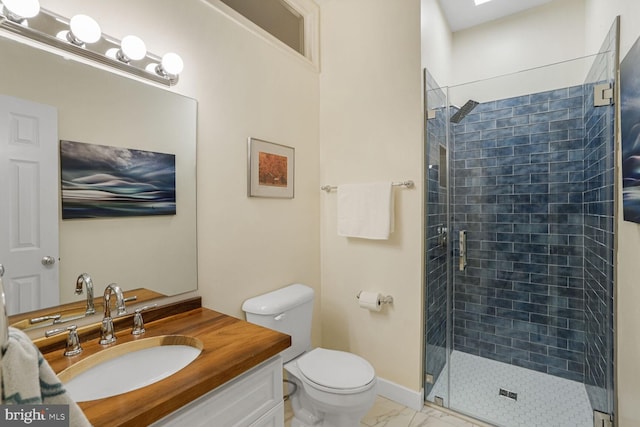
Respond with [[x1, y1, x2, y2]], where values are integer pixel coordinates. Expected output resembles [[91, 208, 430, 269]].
[[426, 351, 593, 427]]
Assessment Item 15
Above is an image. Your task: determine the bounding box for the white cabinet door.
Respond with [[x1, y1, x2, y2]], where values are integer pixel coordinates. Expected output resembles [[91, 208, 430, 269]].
[[0, 95, 59, 315], [152, 355, 284, 427]]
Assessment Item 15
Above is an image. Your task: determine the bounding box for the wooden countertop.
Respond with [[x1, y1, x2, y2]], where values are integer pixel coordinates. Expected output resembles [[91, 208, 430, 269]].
[[43, 305, 291, 427]]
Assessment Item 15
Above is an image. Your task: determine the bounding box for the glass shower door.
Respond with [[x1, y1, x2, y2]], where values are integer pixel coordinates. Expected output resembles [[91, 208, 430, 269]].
[[423, 21, 617, 424], [424, 72, 451, 406]]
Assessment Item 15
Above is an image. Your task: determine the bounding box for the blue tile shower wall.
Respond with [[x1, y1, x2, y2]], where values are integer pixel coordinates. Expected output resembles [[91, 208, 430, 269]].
[[451, 86, 588, 382]]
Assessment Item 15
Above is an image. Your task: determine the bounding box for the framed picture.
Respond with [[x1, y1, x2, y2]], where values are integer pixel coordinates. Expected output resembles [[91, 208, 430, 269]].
[[60, 140, 176, 219], [247, 137, 294, 198], [622, 36, 640, 223]]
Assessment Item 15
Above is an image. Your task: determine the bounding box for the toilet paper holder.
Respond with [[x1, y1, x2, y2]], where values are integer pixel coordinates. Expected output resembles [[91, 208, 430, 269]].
[[356, 290, 394, 305]]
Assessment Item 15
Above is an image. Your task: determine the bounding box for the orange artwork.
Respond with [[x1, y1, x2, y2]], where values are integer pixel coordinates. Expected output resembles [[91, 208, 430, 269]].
[[258, 151, 288, 187]]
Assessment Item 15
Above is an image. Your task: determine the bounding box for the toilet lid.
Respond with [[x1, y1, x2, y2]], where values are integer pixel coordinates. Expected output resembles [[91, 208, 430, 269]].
[[297, 348, 375, 390]]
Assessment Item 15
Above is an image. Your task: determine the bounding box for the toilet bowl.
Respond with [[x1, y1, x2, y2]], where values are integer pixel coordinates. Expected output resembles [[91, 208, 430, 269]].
[[285, 348, 377, 427], [242, 284, 377, 427]]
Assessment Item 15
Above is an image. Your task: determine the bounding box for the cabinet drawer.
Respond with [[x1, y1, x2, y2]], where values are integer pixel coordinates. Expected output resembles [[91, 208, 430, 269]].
[[152, 355, 283, 427]]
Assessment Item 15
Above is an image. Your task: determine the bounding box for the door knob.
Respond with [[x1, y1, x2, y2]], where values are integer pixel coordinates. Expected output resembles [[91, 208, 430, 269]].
[[0, 264, 4, 277], [42, 256, 56, 266]]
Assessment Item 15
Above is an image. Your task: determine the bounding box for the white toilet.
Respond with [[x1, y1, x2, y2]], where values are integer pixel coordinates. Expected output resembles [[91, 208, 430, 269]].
[[242, 283, 377, 427]]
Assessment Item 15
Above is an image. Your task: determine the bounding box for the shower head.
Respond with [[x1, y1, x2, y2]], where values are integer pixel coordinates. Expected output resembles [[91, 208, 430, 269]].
[[450, 100, 479, 123]]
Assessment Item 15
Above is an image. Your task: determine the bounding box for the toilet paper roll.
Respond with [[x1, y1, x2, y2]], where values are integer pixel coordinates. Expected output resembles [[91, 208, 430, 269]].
[[358, 291, 382, 312]]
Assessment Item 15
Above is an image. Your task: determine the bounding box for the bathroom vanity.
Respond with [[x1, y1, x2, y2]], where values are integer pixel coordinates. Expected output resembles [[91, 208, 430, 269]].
[[40, 298, 291, 427]]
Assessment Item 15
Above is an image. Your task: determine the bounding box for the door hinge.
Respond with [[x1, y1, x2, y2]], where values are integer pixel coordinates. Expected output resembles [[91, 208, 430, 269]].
[[594, 83, 614, 106], [425, 373, 434, 384], [593, 410, 613, 427]]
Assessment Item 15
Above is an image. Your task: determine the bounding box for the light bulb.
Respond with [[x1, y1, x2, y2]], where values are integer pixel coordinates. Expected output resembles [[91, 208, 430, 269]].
[[68, 14, 101, 45], [145, 63, 159, 74], [160, 52, 183, 75], [105, 47, 120, 59], [120, 35, 147, 61], [2, 0, 40, 19]]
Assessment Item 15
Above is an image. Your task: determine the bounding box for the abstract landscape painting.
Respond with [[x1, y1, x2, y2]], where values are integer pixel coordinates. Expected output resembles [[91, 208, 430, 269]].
[[622, 36, 640, 223], [60, 140, 176, 219]]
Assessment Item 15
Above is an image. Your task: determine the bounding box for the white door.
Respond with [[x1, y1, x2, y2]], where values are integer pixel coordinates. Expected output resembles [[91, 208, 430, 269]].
[[0, 95, 59, 316]]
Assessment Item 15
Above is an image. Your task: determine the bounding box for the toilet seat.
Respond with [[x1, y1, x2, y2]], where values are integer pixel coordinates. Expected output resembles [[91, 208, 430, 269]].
[[296, 348, 376, 394]]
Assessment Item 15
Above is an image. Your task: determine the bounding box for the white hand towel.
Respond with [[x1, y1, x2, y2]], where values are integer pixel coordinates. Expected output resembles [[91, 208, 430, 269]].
[[1, 327, 91, 427], [337, 182, 394, 239]]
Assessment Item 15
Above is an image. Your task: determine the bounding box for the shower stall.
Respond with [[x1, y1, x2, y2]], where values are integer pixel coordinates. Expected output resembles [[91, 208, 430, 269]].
[[423, 20, 618, 427]]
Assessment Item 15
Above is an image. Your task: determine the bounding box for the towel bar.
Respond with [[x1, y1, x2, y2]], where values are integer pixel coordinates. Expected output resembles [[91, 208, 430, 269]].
[[320, 180, 414, 193]]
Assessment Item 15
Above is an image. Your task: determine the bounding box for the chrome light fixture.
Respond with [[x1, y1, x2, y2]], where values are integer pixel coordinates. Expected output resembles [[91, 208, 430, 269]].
[[0, 3, 183, 86]]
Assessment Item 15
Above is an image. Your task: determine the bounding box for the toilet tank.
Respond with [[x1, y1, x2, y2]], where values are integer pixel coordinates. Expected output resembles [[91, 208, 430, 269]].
[[242, 284, 314, 363]]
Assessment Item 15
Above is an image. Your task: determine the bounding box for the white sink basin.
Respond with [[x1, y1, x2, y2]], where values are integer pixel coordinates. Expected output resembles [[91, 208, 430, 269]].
[[58, 335, 203, 402]]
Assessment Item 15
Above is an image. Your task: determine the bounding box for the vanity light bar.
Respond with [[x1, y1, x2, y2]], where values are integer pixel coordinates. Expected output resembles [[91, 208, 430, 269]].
[[0, 6, 182, 86]]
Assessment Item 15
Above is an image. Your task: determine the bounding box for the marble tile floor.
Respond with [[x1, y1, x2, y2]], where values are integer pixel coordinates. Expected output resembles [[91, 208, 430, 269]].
[[284, 395, 489, 427]]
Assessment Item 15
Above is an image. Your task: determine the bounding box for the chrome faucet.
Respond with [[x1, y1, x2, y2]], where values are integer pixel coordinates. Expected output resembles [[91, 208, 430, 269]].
[[99, 283, 126, 345], [75, 273, 96, 315]]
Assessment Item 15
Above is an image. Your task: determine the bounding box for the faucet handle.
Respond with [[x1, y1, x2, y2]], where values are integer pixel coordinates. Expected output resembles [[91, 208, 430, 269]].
[[45, 325, 82, 357], [131, 304, 157, 335], [124, 295, 138, 304], [30, 313, 62, 324]]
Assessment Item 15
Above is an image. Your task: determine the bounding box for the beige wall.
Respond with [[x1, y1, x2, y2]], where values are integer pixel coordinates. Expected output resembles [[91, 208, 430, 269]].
[[318, 0, 424, 393], [39, 0, 322, 344], [421, 0, 453, 85], [450, 0, 586, 86]]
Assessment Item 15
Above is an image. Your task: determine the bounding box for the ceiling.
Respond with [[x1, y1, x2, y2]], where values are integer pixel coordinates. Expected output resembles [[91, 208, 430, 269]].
[[438, 0, 555, 32]]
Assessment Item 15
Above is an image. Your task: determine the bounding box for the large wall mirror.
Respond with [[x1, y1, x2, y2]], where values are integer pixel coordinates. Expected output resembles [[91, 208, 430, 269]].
[[0, 35, 197, 319]]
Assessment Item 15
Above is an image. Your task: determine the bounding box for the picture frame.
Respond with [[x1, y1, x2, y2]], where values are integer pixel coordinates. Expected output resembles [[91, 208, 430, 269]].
[[247, 137, 295, 198]]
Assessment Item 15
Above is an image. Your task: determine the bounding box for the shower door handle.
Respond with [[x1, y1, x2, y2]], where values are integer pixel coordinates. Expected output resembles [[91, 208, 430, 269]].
[[437, 225, 447, 246], [459, 230, 467, 271]]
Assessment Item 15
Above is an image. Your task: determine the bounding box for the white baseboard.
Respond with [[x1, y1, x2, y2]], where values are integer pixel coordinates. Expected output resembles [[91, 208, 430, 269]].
[[376, 377, 424, 411]]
